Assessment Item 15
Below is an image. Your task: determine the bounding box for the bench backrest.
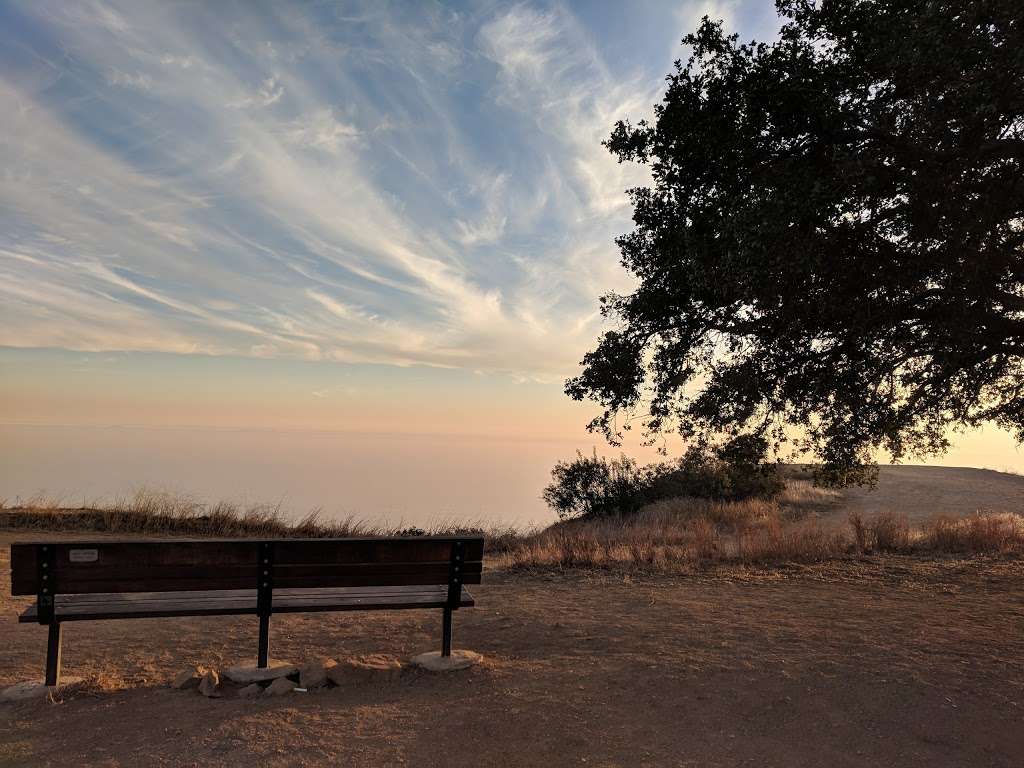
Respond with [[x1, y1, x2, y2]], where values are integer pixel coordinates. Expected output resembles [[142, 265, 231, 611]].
[[10, 537, 484, 596]]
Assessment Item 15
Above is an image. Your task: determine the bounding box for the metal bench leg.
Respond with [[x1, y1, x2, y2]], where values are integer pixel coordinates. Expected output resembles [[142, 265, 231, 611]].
[[258, 614, 270, 668], [442, 607, 453, 657], [45, 623, 62, 687]]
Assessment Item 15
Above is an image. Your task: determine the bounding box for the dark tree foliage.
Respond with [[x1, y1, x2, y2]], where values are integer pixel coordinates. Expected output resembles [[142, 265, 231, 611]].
[[567, 0, 1024, 485]]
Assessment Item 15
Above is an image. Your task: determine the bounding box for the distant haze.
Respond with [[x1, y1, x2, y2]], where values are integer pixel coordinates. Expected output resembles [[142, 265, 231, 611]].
[[4, 420, 1024, 529], [1, 423, 592, 527]]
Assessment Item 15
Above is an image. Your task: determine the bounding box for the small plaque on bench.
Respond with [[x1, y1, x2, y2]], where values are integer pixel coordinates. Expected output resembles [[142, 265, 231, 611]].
[[68, 549, 99, 563]]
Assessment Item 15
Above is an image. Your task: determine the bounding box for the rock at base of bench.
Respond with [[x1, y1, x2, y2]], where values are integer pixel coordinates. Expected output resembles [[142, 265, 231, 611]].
[[264, 677, 295, 697], [326, 655, 403, 686], [411, 650, 482, 673], [172, 665, 208, 690], [1, 677, 85, 703], [299, 658, 336, 689], [198, 669, 221, 698], [222, 659, 297, 684]]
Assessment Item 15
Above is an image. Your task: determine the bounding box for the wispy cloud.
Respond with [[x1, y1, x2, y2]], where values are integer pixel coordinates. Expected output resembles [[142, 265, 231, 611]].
[[228, 75, 285, 109], [106, 69, 153, 90], [455, 173, 508, 246], [0, 0, 775, 380], [284, 109, 360, 154]]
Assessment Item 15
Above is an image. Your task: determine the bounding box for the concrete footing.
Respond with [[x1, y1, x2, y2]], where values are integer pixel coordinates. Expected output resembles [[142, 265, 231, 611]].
[[410, 650, 482, 672], [1, 677, 84, 703]]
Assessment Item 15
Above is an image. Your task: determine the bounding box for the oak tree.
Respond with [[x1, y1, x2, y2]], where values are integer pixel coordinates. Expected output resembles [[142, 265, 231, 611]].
[[567, 0, 1024, 484]]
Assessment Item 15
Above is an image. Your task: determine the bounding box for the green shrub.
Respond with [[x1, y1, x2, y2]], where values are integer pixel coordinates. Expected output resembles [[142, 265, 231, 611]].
[[543, 437, 783, 520], [542, 451, 649, 520]]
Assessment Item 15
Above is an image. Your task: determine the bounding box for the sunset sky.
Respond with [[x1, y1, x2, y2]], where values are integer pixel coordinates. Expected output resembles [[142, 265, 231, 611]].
[[2, 0, 1021, 490]]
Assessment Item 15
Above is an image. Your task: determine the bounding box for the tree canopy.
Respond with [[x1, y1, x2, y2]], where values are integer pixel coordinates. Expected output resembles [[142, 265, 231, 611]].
[[566, 0, 1024, 484]]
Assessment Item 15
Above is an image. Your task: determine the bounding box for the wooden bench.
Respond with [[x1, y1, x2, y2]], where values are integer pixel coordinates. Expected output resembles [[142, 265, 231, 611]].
[[11, 536, 483, 686]]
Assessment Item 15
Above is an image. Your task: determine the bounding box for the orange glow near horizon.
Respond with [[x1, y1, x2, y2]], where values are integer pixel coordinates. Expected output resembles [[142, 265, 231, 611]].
[[3, 347, 1023, 473]]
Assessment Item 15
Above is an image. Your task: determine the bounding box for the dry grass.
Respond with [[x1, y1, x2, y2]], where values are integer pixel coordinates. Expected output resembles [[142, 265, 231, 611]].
[[922, 512, 1024, 553], [503, 491, 1023, 570], [3, 485, 1022, 570], [776, 479, 842, 517], [845, 510, 1024, 554], [0, 489, 515, 548], [501, 495, 849, 569]]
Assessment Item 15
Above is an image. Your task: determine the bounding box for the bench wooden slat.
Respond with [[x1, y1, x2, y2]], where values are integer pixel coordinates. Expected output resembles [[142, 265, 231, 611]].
[[18, 586, 475, 622], [273, 538, 484, 564], [16, 593, 456, 618], [32, 585, 450, 605], [27, 561, 483, 595], [11, 538, 484, 595], [274, 590, 475, 613], [271, 561, 482, 587], [29, 586, 458, 611]]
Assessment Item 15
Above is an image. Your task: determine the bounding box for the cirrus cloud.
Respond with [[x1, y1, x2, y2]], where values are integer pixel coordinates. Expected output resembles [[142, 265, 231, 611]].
[[0, 0, 778, 381]]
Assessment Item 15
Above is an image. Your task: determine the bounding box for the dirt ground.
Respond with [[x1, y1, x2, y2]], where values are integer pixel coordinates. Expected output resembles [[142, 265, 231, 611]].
[[1, 530, 1023, 767]]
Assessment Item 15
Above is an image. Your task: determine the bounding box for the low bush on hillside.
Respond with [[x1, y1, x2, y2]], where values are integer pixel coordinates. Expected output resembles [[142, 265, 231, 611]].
[[542, 436, 784, 520], [540, 453, 649, 519]]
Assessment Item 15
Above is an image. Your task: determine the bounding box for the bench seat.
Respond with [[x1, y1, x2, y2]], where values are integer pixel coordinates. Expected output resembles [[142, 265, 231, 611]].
[[19, 585, 475, 623]]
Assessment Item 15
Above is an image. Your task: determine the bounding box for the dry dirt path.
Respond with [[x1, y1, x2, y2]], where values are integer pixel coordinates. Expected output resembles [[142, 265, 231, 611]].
[[1, 531, 1023, 767]]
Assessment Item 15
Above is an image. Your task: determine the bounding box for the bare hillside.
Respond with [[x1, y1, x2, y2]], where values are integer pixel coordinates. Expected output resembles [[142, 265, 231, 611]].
[[839, 466, 1024, 523]]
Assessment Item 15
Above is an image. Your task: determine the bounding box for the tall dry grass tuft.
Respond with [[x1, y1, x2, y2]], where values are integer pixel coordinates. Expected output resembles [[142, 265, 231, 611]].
[[871, 511, 911, 551], [688, 518, 718, 564], [739, 517, 845, 562], [924, 512, 1024, 553], [848, 510, 912, 553], [849, 511, 869, 552]]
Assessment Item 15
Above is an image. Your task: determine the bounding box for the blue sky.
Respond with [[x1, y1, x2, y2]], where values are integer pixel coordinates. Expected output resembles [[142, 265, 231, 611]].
[[0, 1, 781, 385]]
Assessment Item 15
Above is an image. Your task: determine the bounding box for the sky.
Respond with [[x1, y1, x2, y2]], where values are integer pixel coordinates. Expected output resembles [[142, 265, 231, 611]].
[[0, 0, 782, 437], [1, 0, 1022, 493]]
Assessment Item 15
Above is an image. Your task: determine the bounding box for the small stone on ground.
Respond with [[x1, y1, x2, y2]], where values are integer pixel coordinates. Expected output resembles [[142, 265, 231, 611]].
[[0, 677, 85, 703], [325, 663, 346, 687], [264, 677, 294, 697], [198, 669, 221, 698], [344, 654, 404, 683], [222, 659, 297, 684], [299, 658, 336, 689], [411, 650, 482, 672], [172, 666, 205, 690]]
